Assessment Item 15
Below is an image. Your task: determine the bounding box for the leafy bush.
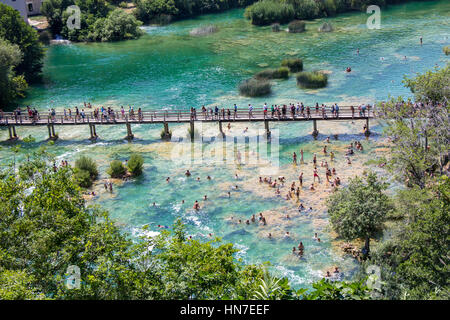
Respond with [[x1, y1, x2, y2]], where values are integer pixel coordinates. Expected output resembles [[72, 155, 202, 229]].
[[244, 0, 295, 26], [134, 0, 178, 24], [88, 9, 143, 42], [0, 38, 28, 108], [281, 58, 303, 72], [238, 78, 271, 97], [119, 1, 128, 8], [255, 67, 289, 79], [75, 156, 98, 180], [74, 168, 93, 188], [107, 160, 127, 178], [0, 3, 44, 84], [127, 154, 144, 176], [288, 20, 305, 33], [296, 71, 328, 89]]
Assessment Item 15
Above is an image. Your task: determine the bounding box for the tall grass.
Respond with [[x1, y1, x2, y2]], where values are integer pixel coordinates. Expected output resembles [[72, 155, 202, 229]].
[[281, 58, 303, 72], [107, 160, 127, 178], [127, 154, 144, 176], [244, 0, 295, 26], [238, 78, 272, 97], [254, 67, 289, 80], [296, 71, 328, 89], [74, 156, 98, 188]]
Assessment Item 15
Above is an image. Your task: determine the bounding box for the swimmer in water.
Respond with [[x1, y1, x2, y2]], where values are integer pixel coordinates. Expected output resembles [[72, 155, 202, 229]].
[[166, 177, 170, 183], [207, 175, 211, 180], [193, 200, 200, 210], [268, 233, 272, 239], [204, 195, 207, 201], [185, 170, 191, 177]]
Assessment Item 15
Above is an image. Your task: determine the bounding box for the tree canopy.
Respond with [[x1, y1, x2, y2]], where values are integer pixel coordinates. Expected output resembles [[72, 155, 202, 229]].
[[327, 172, 393, 257]]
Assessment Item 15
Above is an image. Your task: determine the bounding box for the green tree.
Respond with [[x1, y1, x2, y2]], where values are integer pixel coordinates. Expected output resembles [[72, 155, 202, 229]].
[[88, 8, 144, 42], [367, 177, 450, 299], [0, 3, 45, 82], [377, 65, 449, 189], [0, 38, 28, 108], [327, 172, 393, 258]]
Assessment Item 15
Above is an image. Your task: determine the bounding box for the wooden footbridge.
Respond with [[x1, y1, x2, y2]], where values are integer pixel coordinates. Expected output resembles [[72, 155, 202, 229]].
[[0, 106, 374, 141]]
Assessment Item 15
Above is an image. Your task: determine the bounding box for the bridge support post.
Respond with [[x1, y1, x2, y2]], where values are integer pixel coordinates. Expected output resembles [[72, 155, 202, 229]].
[[218, 120, 225, 138], [47, 124, 58, 141], [161, 122, 171, 140], [312, 120, 319, 139], [190, 121, 195, 142], [89, 124, 98, 141], [264, 120, 271, 139], [364, 118, 371, 137], [7, 125, 18, 141], [125, 123, 134, 140]]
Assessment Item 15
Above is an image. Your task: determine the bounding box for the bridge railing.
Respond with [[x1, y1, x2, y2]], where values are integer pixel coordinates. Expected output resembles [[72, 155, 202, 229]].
[[0, 106, 373, 125]]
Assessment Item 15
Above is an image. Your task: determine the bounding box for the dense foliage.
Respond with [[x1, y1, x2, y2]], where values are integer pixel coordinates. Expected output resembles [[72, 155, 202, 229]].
[[0, 3, 45, 82], [243, 0, 294, 25], [245, 0, 415, 26], [0, 39, 28, 108], [74, 156, 99, 187], [238, 78, 271, 96], [41, 0, 143, 42], [365, 177, 450, 299], [0, 3, 44, 108], [355, 65, 450, 300], [135, 0, 258, 23], [296, 71, 328, 88], [88, 9, 144, 42], [377, 65, 449, 189]]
